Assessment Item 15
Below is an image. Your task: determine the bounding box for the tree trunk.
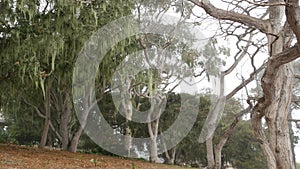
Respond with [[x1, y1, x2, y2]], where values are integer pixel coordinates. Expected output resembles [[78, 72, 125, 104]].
[[122, 91, 133, 157], [147, 94, 165, 163], [60, 92, 72, 150], [163, 146, 176, 164], [148, 118, 159, 162], [68, 91, 94, 152], [120, 75, 133, 156], [253, 64, 295, 169], [206, 136, 215, 169], [39, 83, 51, 148], [167, 147, 176, 164], [68, 127, 83, 152], [150, 135, 158, 162], [214, 107, 250, 169], [265, 66, 295, 169], [214, 144, 222, 169], [124, 126, 132, 157], [251, 1, 296, 168]]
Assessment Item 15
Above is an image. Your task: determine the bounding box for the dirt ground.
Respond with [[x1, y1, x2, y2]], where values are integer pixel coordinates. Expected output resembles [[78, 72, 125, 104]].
[[0, 144, 194, 169]]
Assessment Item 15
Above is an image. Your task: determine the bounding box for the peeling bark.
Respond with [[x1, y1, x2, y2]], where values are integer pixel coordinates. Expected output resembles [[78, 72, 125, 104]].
[[187, 0, 300, 168], [285, 0, 300, 43], [253, 64, 295, 169]]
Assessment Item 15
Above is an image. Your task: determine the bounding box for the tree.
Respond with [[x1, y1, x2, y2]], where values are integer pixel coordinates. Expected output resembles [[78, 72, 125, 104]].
[[185, 0, 300, 168], [0, 0, 136, 152], [167, 95, 267, 168], [1, 0, 299, 168]]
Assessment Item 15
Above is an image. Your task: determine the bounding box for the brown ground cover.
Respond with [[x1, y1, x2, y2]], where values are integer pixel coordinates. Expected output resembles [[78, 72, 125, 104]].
[[0, 144, 195, 169]]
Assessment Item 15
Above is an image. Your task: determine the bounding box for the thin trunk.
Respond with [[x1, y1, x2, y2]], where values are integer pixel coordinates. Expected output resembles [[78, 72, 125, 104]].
[[206, 136, 215, 169], [60, 93, 72, 150], [206, 75, 225, 169], [39, 83, 51, 148], [289, 110, 297, 169], [121, 76, 133, 156], [68, 90, 94, 152], [168, 147, 176, 164], [147, 93, 164, 163], [68, 127, 83, 152], [148, 118, 159, 162], [150, 136, 158, 162], [214, 107, 251, 169], [214, 145, 222, 169], [123, 95, 132, 157], [162, 135, 176, 164], [124, 126, 132, 157]]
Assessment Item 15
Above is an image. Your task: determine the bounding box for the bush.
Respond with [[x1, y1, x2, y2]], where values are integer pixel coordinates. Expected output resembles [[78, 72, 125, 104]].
[[0, 128, 9, 143]]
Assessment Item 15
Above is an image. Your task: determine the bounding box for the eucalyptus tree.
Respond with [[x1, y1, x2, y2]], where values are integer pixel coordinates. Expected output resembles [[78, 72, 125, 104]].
[[183, 0, 300, 168]]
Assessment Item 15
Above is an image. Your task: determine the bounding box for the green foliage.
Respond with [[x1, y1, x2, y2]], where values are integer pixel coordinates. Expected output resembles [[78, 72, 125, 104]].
[[223, 121, 267, 169], [89, 157, 104, 168], [131, 162, 136, 169], [0, 127, 9, 143], [81, 92, 267, 168], [3, 102, 43, 145], [161, 95, 267, 168], [173, 95, 210, 166], [0, 1, 271, 168], [0, 0, 139, 152]]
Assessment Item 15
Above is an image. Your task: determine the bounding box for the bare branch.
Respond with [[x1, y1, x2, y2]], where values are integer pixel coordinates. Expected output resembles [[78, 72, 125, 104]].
[[288, 119, 300, 122], [226, 62, 266, 99], [22, 97, 62, 141], [187, 0, 270, 33], [216, 105, 252, 150], [245, 0, 288, 7], [224, 31, 255, 75]]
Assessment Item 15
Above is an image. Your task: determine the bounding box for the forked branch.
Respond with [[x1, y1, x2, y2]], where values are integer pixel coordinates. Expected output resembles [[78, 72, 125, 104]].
[[187, 0, 270, 32]]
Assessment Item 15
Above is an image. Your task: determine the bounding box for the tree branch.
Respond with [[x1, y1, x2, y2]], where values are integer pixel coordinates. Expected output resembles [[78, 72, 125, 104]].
[[187, 0, 270, 33], [224, 31, 255, 75], [245, 0, 288, 7], [288, 119, 300, 122], [226, 62, 266, 99], [22, 97, 62, 141], [285, 0, 300, 43], [215, 105, 252, 153]]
